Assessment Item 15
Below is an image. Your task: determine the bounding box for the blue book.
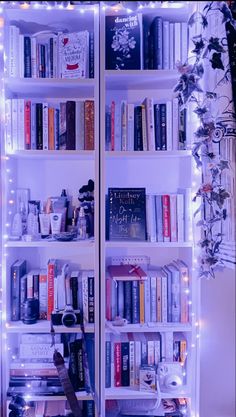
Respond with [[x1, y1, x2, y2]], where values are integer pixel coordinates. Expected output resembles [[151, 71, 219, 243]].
[[155, 194, 163, 242], [105, 105, 111, 151], [105, 13, 142, 70], [24, 36, 31, 78], [83, 400, 95, 417], [121, 342, 130, 386], [84, 334, 95, 392], [134, 106, 143, 151], [117, 281, 124, 318], [124, 281, 132, 323], [89, 31, 94, 79], [131, 280, 140, 324], [105, 341, 111, 388]]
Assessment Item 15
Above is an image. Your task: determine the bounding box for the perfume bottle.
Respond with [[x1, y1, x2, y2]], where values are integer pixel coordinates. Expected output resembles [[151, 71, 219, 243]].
[[77, 207, 87, 239]]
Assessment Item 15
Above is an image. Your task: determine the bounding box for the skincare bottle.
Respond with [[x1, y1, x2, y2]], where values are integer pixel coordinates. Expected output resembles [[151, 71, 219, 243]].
[[77, 207, 87, 239]]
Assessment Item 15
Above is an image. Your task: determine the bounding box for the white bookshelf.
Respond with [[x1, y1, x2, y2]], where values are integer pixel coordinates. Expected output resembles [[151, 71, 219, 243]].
[[0, 3, 100, 417]]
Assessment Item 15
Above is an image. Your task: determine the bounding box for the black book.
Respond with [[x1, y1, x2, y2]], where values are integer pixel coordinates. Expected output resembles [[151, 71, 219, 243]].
[[105, 13, 142, 70], [143, 15, 150, 70], [160, 103, 167, 150], [88, 275, 95, 324], [154, 103, 161, 151], [121, 342, 130, 386], [75, 338, 85, 391], [49, 37, 54, 78], [11, 259, 27, 321], [40, 44, 46, 78], [124, 281, 132, 323], [150, 16, 163, 69], [179, 108, 187, 150], [20, 274, 27, 320], [66, 100, 76, 150], [89, 31, 94, 79], [108, 187, 147, 241], [70, 274, 78, 310], [134, 106, 143, 151], [36, 103, 43, 150], [83, 400, 95, 417], [24, 36, 31, 78]]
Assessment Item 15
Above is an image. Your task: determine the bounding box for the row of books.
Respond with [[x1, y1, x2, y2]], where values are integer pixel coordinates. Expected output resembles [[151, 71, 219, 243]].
[[8, 27, 94, 79], [9, 333, 95, 396], [106, 260, 189, 324], [105, 332, 187, 388], [16, 400, 94, 417], [106, 188, 191, 242], [10, 259, 95, 324], [106, 13, 188, 70], [5, 99, 95, 152], [105, 98, 187, 152]]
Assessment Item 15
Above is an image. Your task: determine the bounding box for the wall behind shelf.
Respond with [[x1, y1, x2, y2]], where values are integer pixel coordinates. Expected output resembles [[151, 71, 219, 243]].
[[200, 267, 235, 417]]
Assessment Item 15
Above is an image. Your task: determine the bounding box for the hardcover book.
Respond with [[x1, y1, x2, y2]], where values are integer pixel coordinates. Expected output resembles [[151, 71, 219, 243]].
[[108, 188, 147, 241], [58, 31, 89, 79], [107, 264, 147, 281], [105, 13, 143, 70]]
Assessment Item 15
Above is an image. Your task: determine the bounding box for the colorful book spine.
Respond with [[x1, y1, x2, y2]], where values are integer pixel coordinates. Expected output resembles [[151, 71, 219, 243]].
[[31, 102, 36, 149], [48, 107, 55, 150], [139, 280, 145, 325], [144, 276, 151, 323], [39, 269, 47, 320], [47, 259, 56, 320], [24, 100, 31, 150], [114, 342, 121, 387], [162, 195, 171, 242], [111, 100, 115, 151], [170, 194, 177, 242], [131, 281, 140, 324], [43, 102, 49, 150], [84, 100, 94, 150]]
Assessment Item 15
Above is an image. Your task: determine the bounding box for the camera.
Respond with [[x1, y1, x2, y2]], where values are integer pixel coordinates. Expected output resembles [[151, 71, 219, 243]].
[[51, 308, 81, 327], [157, 362, 183, 392], [52, 263, 81, 328]]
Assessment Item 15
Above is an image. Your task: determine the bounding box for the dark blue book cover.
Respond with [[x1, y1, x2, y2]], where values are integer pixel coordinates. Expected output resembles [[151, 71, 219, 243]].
[[24, 36, 31, 78], [108, 188, 146, 241], [105, 13, 142, 70], [134, 106, 143, 151], [121, 342, 130, 386], [117, 280, 124, 317], [83, 400, 95, 417], [142, 15, 150, 70], [89, 31, 94, 78], [105, 341, 111, 388], [124, 281, 132, 323], [84, 334, 95, 392]]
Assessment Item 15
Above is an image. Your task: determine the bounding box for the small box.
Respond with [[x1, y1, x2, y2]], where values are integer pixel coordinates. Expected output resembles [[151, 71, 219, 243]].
[[139, 365, 156, 392]]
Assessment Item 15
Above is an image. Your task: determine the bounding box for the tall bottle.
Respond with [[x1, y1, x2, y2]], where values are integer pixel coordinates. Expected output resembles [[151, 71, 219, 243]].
[[77, 207, 87, 239]]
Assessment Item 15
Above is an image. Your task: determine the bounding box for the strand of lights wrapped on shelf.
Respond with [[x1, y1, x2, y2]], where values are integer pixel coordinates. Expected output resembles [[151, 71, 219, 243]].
[[175, 1, 236, 279]]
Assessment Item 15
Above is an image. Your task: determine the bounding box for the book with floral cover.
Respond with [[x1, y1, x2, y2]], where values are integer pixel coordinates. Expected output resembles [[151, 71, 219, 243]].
[[105, 13, 143, 70]]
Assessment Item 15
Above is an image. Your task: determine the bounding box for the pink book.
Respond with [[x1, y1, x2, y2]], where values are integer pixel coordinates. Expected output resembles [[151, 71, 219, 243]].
[[162, 195, 171, 242], [107, 264, 147, 281]]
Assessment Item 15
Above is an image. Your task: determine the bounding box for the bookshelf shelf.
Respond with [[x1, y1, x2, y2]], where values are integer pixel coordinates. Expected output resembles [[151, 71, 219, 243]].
[[105, 150, 192, 158], [105, 70, 179, 90], [105, 387, 191, 400], [8, 150, 95, 160], [105, 323, 192, 333], [5, 321, 95, 334], [105, 241, 193, 248], [7, 392, 93, 402], [4, 78, 95, 98], [5, 239, 95, 248]]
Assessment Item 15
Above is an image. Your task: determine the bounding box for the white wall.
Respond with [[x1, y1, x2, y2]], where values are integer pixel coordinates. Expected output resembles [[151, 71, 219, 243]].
[[200, 267, 235, 417]]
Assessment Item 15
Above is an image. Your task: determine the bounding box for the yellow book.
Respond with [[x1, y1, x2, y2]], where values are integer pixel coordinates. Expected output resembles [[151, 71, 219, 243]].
[[139, 280, 145, 324]]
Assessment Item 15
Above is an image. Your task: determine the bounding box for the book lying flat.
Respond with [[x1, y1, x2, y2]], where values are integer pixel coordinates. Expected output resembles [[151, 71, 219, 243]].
[[107, 264, 147, 281]]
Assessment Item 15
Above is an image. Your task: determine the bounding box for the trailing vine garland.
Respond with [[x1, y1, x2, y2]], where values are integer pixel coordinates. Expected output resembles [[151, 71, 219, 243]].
[[175, 1, 236, 278]]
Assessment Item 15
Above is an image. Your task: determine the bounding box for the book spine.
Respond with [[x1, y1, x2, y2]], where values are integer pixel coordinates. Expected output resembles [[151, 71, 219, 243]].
[[53, 37, 58, 78], [174, 22, 181, 67], [146, 194, 156, 242], [169, 23, 174, 70], [69, 341, 79, 391], [166, 101, 172, 151], [154, 339, 161, 365], [131, 281, 140, 324], [17, 99, 24, 150], [156, 275, 162, 322], [105, 105, 111, 151], [172, 98, 179, 150], [143, 16, 150, 70], [19, 34, 24, 78], [27, 272, 33, 298], [160, 103, 167, 150], [163, 21, 170, 69], [105, 341, 111, 388], [54, 108, 60, 150], [19, 342, 63, 359], [134, 106, 143, 151], [114, 100, 121, 151], [59, 102, 66, 150], [36, 103, 43, 150], [114, 342, 121, 387], [20, 275, 27, 320], [184, 188, 192, 242], [70, 275, 78, 311], [31, 103, 36, 150], [121, 342, 130, 387], [152, 17, 163, 69], [76, 101, 85, 150], [170, 194, 177, 242], [33, 272, 39, 300], [146, 97, 155, 151], [9, 26, 18, 77], [24, 100, 31, 150], [121, 101, 127, 151], [111, 100, 115, 151], [82, 272, 89, 324], [171, 270, 181, 323], [155, 194, 163, 242], [124, 281, 132, 323], [106, 278, 112, 321], [66, 100, 76, 150], [127, 103, 134, 151], [134, 340, 141, 385], [162, 195, 171, 242], [150, 275, 157, 322], [139, 280, 145, 325], [154, 104, 161, 151], [161, 271, 168, 323], [117, 281, 124, 318], [88, 275, 95, 323], [147, 340, 155, 365], [144, 276, 151, 323], [177, 194, 184, 242], [31, 37, 37, 78], [47, 260, 56, 320], [5, 100, 12, 152], [49, 37, 54, 78], [181, 22, 188, 65], [48, 107, 55, 150], [41, 44, 46, 78], [24, 36, 31, 78], [129, 340, 135, 386], [42, 102, 49, 150], [75, 339, 85, 390], [39, 270, 47, 320], [141, 104, 148, 151], [141, 340, 147, 365], [179, 265, 189, 323], [89, 31, 94, 78], [84, 100, 94, 150], [179, 108, 187, 150]]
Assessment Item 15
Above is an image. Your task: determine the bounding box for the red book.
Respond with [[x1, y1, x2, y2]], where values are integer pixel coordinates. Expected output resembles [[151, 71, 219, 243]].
[[47, 259, 57, 320], [114, 342, 121, 387], [162, 194, 171, 242], [111, 101, 115, 151], [106, 278, 112, 321], [84, 100, 94, 150], [24, 100, 31, 149], [107, 264, 147, 281]]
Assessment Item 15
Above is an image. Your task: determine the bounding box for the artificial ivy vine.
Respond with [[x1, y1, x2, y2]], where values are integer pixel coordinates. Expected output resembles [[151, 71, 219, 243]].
[[175, 1, 236, 278]]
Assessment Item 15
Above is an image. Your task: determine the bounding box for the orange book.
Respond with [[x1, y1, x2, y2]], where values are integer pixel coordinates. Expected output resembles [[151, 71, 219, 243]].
[[84, 100, 94, 150], [180, 339, 187, 366], [48, 107, 55, 150], [139, 280, 145, 324]]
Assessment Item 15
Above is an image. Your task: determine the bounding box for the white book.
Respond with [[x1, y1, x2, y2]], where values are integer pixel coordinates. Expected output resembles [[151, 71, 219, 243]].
[[178, 187, 192, 242], [5, 100, 12, 153], [133, 337, 141, 386], [53, 36, 58, 78], [166, 101, 173, 150], [161, 268, 168, 323], [127, 103, 134, 151], [76, 101, 85, 150], [161, 331, 173, 362], [10, 362, 55, 369], [144, 97, 155, 151], [129, 340, 135, 386], [177, 193, 184, 242], [181, 22, 188, 65], [21, 333, 61, 344], [150, 273, 157, 322], [20, 343, 63, 359], [31, 37, 37, 78], [9, 26, 20, 77], [144, 275, 151, 323], [170, 194, 177, 242], [19, 34, 24, 78], [174, 22, 181, 67], [169, 23, 174, 70], [172, 98, 179, 150], [17, 99, 25, 150], [146, 194, 157, 242], [56, 274, 66, 311], [141, 104, 148, 151], [154, 337, 161, 365], [42, 102, 49, 150], [163, 21, 170, 69], [147, 340, 155, 365], [58, 31, 89, 79]]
